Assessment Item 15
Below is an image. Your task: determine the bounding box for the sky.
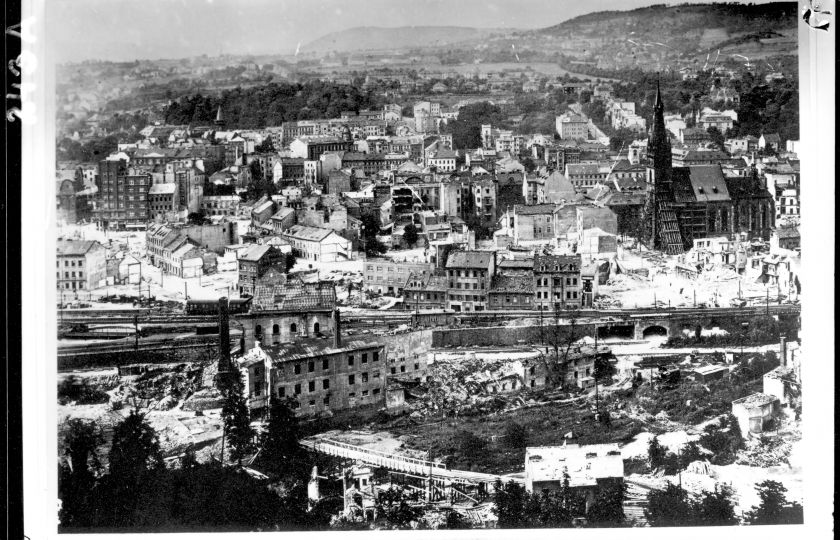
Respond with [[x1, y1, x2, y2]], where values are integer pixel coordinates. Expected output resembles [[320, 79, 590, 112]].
[[48, 0, 785, 63]]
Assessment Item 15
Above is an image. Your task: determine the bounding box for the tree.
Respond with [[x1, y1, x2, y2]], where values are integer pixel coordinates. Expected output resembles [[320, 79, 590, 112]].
[[502, 422, 528, 449], [360, 213, 387, 256], [187, 210, 209, 225], [594, 355, 616, 382], [284, 251, 298, 272], [442, 511, 471, 529], [254, 137, 275, 153], [108, 409, 164, 480], [587, 480, 626, 526], [745, 480, 804, 525], [402, 223, 419, 248], [258, 397, 309, 480], [217, 368, 255, 465], [648, 436, 667, 470], [492, 479, 529, 528], [374, 486, 425, 529], [645, 482, 696, 527], [707, 126, 725, 148], [454, 430, 487, 463], [695, 485, 739, 526], [678, 441, 705, 468], [59, 419, 104, 527]]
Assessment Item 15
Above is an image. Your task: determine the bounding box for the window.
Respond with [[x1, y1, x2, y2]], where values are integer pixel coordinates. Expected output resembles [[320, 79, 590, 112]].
[[294, 364, 301, 375], [272, 324, 279, 335], [348, 374, 355, 385], [362, 390, 369, 397], [373, 351, 379, 362], [278, 387, 286, 397], [323, 396, 330, 406], [308, 381, 315, 392], [314, 322, 320, 333], [414, 363, 419, 370], [362, 353, 368, 363], [391, 367, 397, 374], [322, 379, 330, 390], [348, 355, 354, 366], [400, 366, 406, 373], [255, 324, 262, 336], [373, 388, 380, 396], [294, 383, 301, 394], [322, 359, 329, 370]]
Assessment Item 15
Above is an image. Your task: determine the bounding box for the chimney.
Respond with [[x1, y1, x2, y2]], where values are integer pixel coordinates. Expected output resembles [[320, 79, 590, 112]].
[[218, 297, 231, 370], [333, 309, 342, 348], [779, 336, 787, 368]]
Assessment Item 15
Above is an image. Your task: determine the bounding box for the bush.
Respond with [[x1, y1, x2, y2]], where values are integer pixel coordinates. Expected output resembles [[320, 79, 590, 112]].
[[454, 430, 487, 463], [502, 422, 529, 449], [58, 376, 109, 405]]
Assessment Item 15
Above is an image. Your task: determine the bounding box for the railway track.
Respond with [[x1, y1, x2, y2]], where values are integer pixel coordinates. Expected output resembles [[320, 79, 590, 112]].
[[58, 305, 799, 328], [58, 333, 240, 357]]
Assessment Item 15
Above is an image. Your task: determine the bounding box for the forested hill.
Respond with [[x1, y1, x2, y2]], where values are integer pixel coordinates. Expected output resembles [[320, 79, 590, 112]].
[[539, 2, 796, 38], [163, 81, 382, 128]]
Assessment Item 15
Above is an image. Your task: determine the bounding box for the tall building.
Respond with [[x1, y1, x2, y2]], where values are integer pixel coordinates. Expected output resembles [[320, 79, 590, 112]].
[[94, 159, 151, 229]]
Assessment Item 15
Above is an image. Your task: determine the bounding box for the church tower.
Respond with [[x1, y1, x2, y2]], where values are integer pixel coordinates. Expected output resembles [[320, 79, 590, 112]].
[[647, 80, 672, 175], [214, 105, 225, 129], [643, 79, 684, 254]]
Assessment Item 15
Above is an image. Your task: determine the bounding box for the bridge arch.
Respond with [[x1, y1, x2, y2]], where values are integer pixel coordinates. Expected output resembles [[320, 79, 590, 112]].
[[642, 325, 668, 339]]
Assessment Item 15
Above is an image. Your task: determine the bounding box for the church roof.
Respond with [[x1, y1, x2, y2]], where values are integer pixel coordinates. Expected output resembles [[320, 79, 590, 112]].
[[687, 165, 731, 202]]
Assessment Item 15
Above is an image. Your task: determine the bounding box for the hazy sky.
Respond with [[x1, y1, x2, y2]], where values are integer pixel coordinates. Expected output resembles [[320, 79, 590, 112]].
[[49, 0, 783, 63]]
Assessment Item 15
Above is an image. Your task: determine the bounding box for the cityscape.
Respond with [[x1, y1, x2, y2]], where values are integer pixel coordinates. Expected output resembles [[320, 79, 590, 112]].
[[52, 0, 808, 532]]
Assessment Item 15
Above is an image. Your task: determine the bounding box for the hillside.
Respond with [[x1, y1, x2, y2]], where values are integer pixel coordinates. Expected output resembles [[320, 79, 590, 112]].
[[303, 3, 797, 74], [303, 26, 511, 54]]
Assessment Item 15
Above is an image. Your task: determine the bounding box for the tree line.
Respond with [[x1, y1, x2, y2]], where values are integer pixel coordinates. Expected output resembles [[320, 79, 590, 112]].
[[163, 82, 385, 129]]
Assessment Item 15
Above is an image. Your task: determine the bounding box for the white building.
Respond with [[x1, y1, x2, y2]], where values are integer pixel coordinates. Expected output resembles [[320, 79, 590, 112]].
[[280, 225, 352, 262]]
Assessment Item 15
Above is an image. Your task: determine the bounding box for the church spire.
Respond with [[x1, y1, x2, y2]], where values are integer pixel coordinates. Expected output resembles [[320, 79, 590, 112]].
[[647, 75, 671, 172], [214, 105, 224, 128]]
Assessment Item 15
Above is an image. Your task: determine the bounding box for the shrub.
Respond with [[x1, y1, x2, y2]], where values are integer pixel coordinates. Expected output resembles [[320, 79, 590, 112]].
[[58, 376, 109, 405]]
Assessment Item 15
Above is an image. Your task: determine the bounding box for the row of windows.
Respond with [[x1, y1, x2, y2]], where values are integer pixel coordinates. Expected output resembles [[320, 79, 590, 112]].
[[536, 277, 579, 286], [57, 271, 84, 278], [449, 295, 484, 303], [448, 281, 485, 290], [447, 270, 486, 278], [281, 388, 383, 407], [58, 259, 85, 267], [491, 295, 531, 304]]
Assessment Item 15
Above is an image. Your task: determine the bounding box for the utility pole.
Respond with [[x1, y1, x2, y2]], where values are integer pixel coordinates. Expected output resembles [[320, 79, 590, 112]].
[[184, 282, 188, 300], [134, 315, 139, 352], [693, 289, 696, 307], [766, 288, 769, 317], [593, 327, 600, 420]]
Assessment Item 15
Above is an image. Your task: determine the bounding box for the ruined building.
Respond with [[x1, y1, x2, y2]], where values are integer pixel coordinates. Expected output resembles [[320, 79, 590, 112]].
[[644, 82, 775, 254]]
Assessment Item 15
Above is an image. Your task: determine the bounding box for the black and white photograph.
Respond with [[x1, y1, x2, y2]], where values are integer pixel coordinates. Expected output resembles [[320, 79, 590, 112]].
[[15, 0, 835, 536]]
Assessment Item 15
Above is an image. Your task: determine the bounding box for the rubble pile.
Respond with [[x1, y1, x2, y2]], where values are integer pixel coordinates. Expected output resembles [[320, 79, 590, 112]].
[[409, 353, 544, 417], [113, 363, 204, 410], [736, 434, 793, 468]]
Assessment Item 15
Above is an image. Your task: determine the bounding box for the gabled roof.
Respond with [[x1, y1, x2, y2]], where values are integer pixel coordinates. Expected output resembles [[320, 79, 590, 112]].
[[239, 244, 275, 262], [283, 225, 334, 242], [514, 203, 557, 216], [489, 274, 534, 294], [445, 250, 494, 269], [243, 337, 381, 366], [56, 240, 104, 256]]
